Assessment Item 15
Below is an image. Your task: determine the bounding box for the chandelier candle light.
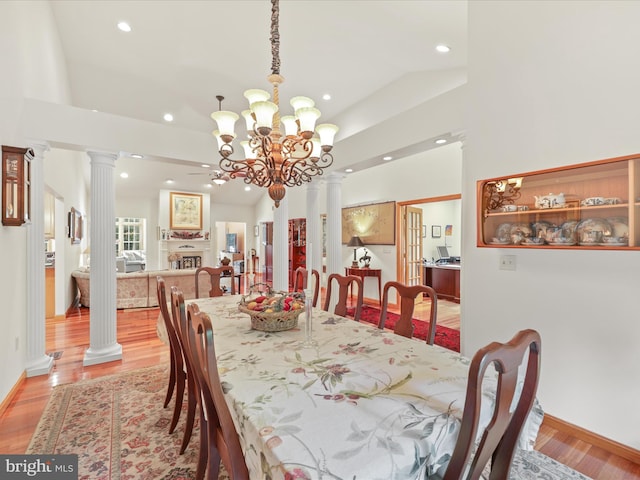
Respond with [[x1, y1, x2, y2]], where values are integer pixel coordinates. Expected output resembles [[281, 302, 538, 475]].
[[211, 0, 339, 207]]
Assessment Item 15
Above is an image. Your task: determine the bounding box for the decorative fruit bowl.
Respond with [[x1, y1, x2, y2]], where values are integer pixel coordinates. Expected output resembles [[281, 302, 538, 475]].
[[238, 284, 305, 332]]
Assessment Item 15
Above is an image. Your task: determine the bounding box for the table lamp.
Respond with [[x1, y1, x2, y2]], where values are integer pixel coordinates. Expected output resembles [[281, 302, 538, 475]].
[[347, 235, 365, 268]]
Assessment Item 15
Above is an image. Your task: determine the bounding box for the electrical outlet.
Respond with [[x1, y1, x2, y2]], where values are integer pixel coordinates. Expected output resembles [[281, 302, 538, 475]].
[[499, 255, 516, 271]]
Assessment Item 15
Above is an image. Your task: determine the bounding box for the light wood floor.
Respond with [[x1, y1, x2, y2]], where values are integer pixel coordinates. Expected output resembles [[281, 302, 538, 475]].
[[1, 299, 638, 479]]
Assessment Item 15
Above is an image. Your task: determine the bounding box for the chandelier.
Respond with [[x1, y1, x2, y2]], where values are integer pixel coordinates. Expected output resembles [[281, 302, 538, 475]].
[[210, 0, 339, 207]]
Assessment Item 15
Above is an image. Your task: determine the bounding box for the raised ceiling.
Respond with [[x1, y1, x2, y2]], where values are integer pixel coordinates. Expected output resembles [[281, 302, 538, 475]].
[[49, 0, 467, 205]]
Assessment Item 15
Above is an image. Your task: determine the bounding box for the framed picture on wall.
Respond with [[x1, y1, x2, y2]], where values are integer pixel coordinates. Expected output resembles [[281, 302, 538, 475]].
[[431, 225, 441, 238], [68, 207, 83, 244], [169, 192, 202, 230]]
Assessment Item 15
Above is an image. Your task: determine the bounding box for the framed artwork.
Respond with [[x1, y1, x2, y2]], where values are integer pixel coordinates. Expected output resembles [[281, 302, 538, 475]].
[[169, 192, 202, 230], [68, 207, 83, 244], [445, 225, 453, 236], [341, 201, 395, 245], [432, 225, 442, 238]]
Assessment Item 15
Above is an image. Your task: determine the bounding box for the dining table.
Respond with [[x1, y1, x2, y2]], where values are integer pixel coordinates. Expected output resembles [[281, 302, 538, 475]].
[[160, 294, 543, 480]]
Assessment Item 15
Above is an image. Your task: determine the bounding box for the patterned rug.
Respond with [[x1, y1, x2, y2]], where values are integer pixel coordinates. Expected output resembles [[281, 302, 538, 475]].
[[359, 305, 460, 352], [27, 365, 229, 480]]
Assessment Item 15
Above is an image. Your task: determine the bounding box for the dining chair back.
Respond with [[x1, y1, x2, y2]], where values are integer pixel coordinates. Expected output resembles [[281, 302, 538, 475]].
[[187, 303, 250, 480], [379, 281, 438, 345], [293, 267, 321, 307], [156, 277, 186, 434], [323, 273, 363, 321], [195, 266, 235, 298], [441, 329, 542, 480], [170, 287, 207, 478]]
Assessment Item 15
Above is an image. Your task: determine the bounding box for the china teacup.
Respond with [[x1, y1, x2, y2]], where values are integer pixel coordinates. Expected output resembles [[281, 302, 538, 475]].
[[581, 197, 605, 206], [604, 197, 622, 205], [500, 205, 517, 212]]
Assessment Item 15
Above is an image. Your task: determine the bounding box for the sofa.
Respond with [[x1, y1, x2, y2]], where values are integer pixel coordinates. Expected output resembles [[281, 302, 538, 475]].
[[116, 250, 146, 273], [71, 268, 233, 309]]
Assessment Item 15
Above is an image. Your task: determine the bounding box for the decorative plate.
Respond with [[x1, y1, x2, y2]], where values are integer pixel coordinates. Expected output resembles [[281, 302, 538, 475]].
[[509, 223, 533, 238], [532, 221, 554, 239], [607, 216, 629, 239], [560, 221, 579, 242], [575, 218, 612, 244], [494, 223, 512, 242]]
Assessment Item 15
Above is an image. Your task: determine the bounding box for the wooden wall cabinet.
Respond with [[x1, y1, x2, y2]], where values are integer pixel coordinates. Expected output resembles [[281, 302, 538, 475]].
[[261, 218, 307, 287], [478, 153, 640, 250], [2, 145, 33, 226]]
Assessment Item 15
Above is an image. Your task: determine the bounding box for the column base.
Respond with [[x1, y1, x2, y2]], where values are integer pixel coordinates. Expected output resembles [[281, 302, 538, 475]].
[[26, 355, 54, 377], [83, 343, 123, 366]]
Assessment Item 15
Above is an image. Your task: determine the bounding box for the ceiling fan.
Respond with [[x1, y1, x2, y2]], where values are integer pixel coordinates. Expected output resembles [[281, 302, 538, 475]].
[[188, 169, 231, 185]]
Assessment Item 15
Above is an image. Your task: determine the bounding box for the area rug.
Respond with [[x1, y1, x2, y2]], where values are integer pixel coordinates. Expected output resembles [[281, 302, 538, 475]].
[[26, 365, 228, 480], [359, 305, 460, 352]]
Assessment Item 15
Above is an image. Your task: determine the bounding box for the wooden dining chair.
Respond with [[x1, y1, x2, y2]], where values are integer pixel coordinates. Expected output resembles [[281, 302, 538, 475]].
[[187, 303, 250, 480], [379, 281, 438, 345], [323, 273, 363, 321], [195, 266, 235, 298], [437, 329, 542, 480], [170, 287, 207, 479], [292, 266, 321, 307], [156, 277, 186, 435]]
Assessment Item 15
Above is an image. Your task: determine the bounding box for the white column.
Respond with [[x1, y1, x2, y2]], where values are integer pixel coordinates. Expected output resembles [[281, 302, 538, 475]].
[[272, 194, 289, 292], [25, 141, 53, 377], [84, 150, 122, 366], [326, 173, 344, 312], [326, 173, 344, 277], [306, 181, 321, 295]]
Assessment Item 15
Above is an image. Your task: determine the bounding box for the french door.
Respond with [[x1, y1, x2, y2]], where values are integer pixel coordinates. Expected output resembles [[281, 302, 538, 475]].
[[402, 206, 423, 286]]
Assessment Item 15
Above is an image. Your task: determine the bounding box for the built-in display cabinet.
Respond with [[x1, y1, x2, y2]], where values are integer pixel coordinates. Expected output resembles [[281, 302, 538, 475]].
[[478, 153, 640, 249]]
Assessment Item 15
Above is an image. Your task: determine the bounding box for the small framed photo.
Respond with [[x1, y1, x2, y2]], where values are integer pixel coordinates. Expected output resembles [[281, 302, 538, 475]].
[[431, 225, 442, 238], [68, 207, 83, 244]]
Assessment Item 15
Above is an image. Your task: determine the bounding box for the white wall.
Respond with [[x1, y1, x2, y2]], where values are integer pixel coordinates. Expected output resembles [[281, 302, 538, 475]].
[[420, 199, 461, 260], [0, 1, 73, 403], [464, 0, 640, 449]]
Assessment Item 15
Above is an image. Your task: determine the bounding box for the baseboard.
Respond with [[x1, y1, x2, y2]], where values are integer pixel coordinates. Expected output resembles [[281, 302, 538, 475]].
[[0, 370, 26, 417], [544, 414, 640, 464]]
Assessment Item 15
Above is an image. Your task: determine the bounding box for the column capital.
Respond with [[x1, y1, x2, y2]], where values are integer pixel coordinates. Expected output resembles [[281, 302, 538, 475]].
[[326, 171, 346, 185], [26, 140, 50, 156], [87, 150, 119, 163]]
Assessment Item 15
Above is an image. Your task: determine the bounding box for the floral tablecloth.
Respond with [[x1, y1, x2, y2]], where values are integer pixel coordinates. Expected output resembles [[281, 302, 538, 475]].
[[180, 295, 543, 480]]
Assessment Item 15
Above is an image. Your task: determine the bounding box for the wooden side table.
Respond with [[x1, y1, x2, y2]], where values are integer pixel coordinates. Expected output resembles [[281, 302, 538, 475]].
[[345, 267, 382, 304]]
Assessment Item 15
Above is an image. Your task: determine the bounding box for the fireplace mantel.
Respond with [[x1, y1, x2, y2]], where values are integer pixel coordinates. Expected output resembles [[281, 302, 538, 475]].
[[158, 239, 212, 269]]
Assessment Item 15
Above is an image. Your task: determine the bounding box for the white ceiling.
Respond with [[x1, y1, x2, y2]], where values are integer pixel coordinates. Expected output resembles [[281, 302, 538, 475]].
[[49, 0, 468, 205]]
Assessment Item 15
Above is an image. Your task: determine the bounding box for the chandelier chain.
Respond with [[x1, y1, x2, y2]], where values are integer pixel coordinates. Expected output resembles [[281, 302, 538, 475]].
[[270, 0, 280, 75]]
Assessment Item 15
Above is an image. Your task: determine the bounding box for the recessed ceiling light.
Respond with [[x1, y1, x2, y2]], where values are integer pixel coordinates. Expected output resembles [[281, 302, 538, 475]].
[[91, 109, 99, 113], [201, 164, 210, 168], [120, 172, 129, 178], [163, 113, 174, 122], [436, 44, 451, 53], [244, 186, 251, 192], [345, 168, 353, 173], [165, 179, 175, 184], [435, 138, 447, 144], [205, 184, 212, 188], [322, 94, 331, 101], [383, 156, 393, 161], [117, 21, 132, 33], [130, 153, 144, 159]]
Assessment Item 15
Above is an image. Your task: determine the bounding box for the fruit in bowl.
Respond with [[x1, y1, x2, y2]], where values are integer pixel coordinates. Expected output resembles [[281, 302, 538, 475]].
[[241, 291, 305, 313]]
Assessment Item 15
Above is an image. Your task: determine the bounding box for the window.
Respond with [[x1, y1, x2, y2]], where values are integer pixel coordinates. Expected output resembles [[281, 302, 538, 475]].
[[115, 217, 146, 255]]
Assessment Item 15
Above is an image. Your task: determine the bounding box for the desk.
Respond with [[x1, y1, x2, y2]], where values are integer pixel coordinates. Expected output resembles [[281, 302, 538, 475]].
[[345, 267, 382, 304], [423, 263, 461, 303], [182, 295, 542, 479]]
